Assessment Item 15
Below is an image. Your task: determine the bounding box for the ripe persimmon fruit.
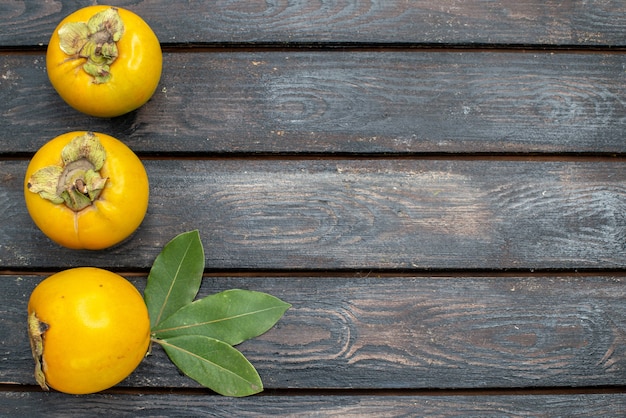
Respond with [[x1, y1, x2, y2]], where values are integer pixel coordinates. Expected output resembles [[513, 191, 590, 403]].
[[28, 267, 150, 394], [46, 6, 162, 117], [24, 131, 149, 250]]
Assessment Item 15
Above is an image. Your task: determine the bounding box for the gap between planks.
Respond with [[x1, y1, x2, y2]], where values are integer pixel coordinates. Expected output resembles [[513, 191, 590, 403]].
[[3, 153, 626, 162], [2, 43, 626, 54], [2, 268, 625, 279], [1, 384, 625, 397]]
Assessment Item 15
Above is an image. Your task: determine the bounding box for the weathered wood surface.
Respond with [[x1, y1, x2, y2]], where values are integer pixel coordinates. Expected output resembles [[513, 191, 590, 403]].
[[1, 0, 624, 415], [2, 392, 626, 417], [1, 51, 625, 155], [2, 275, 625, 389], [2, 0, 626, 47], [1, 159, 625, 270]]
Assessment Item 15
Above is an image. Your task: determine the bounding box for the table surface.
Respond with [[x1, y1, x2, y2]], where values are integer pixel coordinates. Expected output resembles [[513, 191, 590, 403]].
[[1, 1, 626, 416]]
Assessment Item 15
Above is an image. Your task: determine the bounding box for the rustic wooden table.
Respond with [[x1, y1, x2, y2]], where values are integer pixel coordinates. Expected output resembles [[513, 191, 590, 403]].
[[1, 1, 625, 416]]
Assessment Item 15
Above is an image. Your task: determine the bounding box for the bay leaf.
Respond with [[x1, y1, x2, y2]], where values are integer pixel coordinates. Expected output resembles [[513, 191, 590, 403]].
[[157, 335, 263, 397], [152, 289, 291, 345], [144, 230, 205, 328]]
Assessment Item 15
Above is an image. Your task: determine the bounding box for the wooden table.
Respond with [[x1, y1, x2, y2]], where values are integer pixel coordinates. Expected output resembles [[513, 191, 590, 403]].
[[1, 1, 625, 416]]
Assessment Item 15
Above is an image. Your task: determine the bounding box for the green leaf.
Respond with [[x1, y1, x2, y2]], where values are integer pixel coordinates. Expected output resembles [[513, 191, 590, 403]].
[[156, 335, 263, 397], [144, 230, 205, 329], [152, 289, 291, 345]]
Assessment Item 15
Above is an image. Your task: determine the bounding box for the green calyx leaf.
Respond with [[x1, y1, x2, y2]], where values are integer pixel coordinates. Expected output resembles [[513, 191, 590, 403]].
[[145, 230, 291, 397], [57, 7, 124, 84], [27, 132, 108, 212], [158, 335, 263, 397], [144, 230, 205, 329], [152, 289, 291, 345], [26, 166, 65, 204]]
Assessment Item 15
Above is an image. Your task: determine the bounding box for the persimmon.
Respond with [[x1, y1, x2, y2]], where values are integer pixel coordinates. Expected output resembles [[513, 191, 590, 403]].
[[27, 267, 150, 394], [24, 131, 149, 250], [46, 5, 162, 117]]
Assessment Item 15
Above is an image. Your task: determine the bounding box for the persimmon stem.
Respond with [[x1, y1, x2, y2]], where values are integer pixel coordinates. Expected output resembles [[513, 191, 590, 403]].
[[28, 312, 49, 391]]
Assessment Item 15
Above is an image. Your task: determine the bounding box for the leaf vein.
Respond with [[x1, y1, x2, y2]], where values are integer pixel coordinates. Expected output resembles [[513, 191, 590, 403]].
[[154, 239, 194, 325], [156, 306, 284, 334]]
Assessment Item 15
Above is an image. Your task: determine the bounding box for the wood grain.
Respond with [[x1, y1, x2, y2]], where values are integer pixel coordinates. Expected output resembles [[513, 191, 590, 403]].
[[1, 159, 624, 270], [2, 275, 625, 390], [2, 0, 625, 410], [1, 392, 625, 417], [1, 1, 625, 47], [1, 51, 625, 155]]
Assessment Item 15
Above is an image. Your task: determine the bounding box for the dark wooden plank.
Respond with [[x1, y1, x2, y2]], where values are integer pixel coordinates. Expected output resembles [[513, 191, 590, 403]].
[[1, 50, 625, 155], [2, 275, 625, 389], [1, 159, 625, 270], [1, 392, 625, 417], [1, 0, 625, 47]]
